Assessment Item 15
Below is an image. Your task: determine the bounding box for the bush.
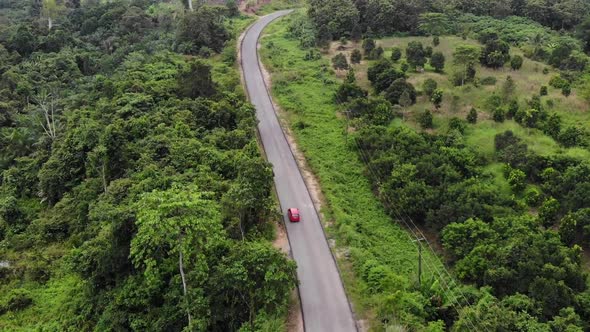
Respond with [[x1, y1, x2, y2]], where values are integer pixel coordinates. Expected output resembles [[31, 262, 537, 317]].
[[510, 55, 523, 70], [493, 107, 505, 122], [422, 78, 437, 97], [433, 36, 440, 46], [351, 49, 362, 64], [332, 53, 349, 70], [449, 117, 466, 134], [304, 49, 322, 61], [430, 52, 445, 72], [507, 168, 526, 192], [362, 38, 376, 55], [1, 289, 33, 313], [480, 76, 497, 85], [561, 84, 571, 97], [424, 46, 433, 58], [418, 110, 433, 129], [391, 47, 402, 62], [549, 75, 568, 89], [524, 188, 542, 207], [540, 85, 548, 96], [466, 107, 478, 124]]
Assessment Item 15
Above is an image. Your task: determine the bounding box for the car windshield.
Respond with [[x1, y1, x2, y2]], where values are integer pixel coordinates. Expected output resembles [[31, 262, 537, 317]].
[[293, 213, 299, 217]]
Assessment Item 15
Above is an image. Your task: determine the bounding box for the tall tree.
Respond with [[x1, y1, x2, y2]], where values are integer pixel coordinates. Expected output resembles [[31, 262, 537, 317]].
[[453, 45, 480, 86], [131, 184, 225, 328]]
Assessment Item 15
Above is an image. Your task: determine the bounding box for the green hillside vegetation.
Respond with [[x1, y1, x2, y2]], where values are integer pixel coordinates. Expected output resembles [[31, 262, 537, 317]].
[[0, 1, 296, 331], [263, 5, 590, 331]]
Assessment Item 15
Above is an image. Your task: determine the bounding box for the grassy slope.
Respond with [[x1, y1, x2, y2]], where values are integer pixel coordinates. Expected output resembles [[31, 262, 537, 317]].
[[259, 13, 448, 323], [332, 36, 590, 160]]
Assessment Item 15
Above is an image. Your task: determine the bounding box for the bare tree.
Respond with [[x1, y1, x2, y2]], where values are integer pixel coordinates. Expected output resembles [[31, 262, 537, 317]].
[[32, 91, 59, 140]]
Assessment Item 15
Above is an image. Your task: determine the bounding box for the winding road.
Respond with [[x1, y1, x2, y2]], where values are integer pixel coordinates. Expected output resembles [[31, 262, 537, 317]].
[[240, 10, 358, 332]]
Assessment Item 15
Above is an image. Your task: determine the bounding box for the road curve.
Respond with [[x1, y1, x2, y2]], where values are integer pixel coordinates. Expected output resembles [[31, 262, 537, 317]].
[[240, 10, 357, 332]]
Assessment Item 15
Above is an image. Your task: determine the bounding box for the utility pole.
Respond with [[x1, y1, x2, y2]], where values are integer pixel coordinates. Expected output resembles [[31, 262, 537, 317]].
[[413, 237, 426, 286]]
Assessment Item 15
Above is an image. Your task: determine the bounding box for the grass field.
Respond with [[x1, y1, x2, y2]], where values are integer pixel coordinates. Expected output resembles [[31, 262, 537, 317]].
[[259, 13, 459, 328]]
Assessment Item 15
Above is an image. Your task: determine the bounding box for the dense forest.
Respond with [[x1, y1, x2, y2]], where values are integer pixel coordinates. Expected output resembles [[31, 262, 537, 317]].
[[0, 0, 297, 330], [285, 0, 590, 330]]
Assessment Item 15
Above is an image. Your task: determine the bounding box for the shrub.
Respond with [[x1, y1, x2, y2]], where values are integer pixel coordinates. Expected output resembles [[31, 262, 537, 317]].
[[424, 46, 433, 58], [433, 36, 440, 46], [369, 46, 384, 60], [362, 38, 376, 55], [542, 67, 549, 74], [1, 289, 33, 313], [449, 117, 466, 134], [540, 85, 548, 96], [510, 55, 523, 70], [480, 76, 497, 85], [561, 84, 571, 97], [467, 107, 478, 124], [549, 75, 568, 89], [418, 109, 433, 129], [493, 107, 505, 122], [351, 49, 362, 64], [391, 47, 402, 62], [524, 188, 542, 207], [508, 168, 526, 192], [422, 78, 437, 97], [332, 53, 349, 70], [430, 52, 445, 72]]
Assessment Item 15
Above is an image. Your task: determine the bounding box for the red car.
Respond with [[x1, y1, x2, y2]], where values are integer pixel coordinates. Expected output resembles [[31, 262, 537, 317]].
[[287, 208, 300, 222]]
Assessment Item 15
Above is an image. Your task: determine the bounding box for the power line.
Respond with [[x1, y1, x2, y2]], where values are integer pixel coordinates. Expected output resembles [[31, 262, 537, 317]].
[[343, 109, 484, 331]]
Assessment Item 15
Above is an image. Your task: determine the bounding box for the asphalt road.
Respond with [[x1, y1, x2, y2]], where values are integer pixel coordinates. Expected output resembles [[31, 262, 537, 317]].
[[240, 10, 357, 332]]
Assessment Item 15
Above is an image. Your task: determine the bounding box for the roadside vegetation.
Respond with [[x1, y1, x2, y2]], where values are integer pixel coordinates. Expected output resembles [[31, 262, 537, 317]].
[[262, 1, 590, 330], [0, 1, 296, 330]]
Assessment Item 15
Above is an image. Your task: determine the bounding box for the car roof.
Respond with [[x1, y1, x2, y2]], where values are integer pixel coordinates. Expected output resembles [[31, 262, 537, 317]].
[[290, 208, 299, 214]]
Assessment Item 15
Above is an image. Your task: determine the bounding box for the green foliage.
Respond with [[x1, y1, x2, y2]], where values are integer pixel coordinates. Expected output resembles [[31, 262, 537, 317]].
[[176, 6, 230, 54], [406, 41, 426, 69], [362, 38, 376, 55], [430, 88, 443, 109], [466, 107, 478, 123], [430, 51, 445, 72], [384, 79, 416, 105], [540, 85, 548, 96], [308, 0, 359, 39], [418, 110, 433, 129], [332, 53, 349, 70], [510, 55, 523, 70], [391, 47, 402, 62], [422, 78, 437, 97], [351, 49, 362, 64], [507, 168, 526, 192]]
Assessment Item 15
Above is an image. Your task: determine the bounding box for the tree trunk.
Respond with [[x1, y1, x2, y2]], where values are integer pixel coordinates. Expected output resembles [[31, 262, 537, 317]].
[[179, 248, 192, 326], [101, 163, 108, 194], [187, 0, 193, 11], [48, 16, 52, 30]]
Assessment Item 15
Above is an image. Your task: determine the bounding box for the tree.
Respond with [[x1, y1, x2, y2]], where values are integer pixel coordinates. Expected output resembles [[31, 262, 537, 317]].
[[345, 68, 356, 83], [562, 84, 572, 97], [131, 184, 225, 328], [467, 107, 478, 123], [510, 55, 523, 70], [362, 38, 376, 55], [332, 53, 349, 70], [418, 109, 433, 129], [431, 89, 443, 109], [493, 108, 506, 122], [391, 47, 402, 62], [538, 197, 560, 226], [418, 13, 450, 36], [384, 78, 416, 105], [351, 24, 362, 42], [177, 7, 230, 54], [226, 0, 239, 17], [433, 36, 440, 46], [351, 49, 362, 64], [32, 90, 60, 141], [422, 78, 438, 97], [501, 76, 516, 101], [373, 67, 405, 93], [209, 242, 297, 330], [406, 41, 426, 69], [480, 39, 510, 68], [308, 0, 359, 39], [178, 60, 216, 98], [453, 45, 480, 85], [508, 168, 526, 192], [424, 46, 433, 58], [42, 0, 65, 30], [369, 46, 384, 60], [430, 52, 445, 72], [335, 82, 366, 104]]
